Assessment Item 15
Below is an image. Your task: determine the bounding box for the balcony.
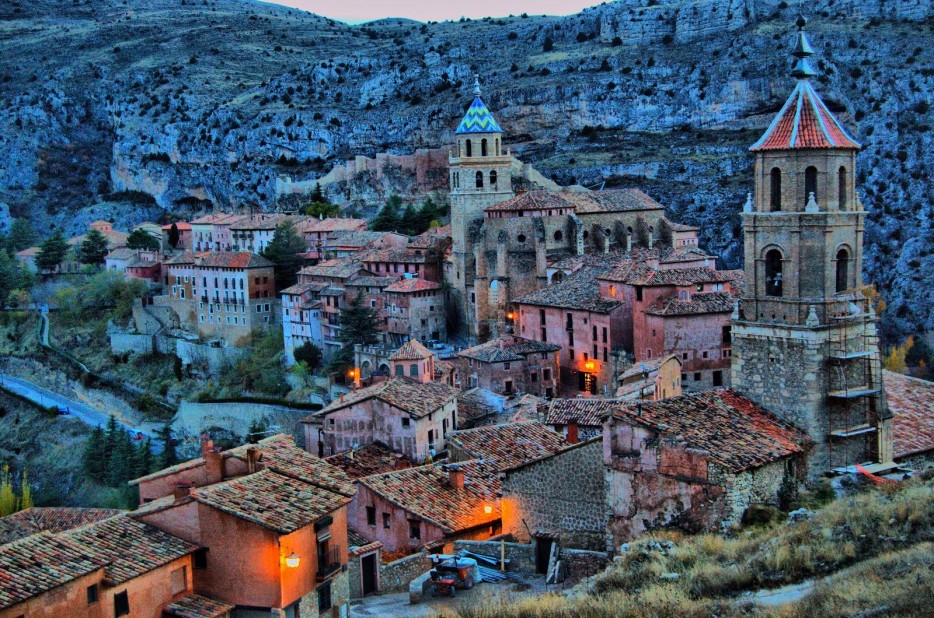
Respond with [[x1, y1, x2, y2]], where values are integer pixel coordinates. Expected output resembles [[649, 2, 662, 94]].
[[316, 545, 342, 581]]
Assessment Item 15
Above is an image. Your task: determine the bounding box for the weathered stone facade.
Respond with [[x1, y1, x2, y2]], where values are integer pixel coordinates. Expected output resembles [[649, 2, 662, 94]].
[[501, 439, 608, 551], [377, 551, 433, 594]]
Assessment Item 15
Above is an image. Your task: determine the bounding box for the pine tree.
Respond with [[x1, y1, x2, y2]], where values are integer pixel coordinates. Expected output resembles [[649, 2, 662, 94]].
[[79, 229, 110, 265], [293, 341, 323, 372], [82, 425, 107, 479], [168, 223, 181, 249], [126, 228, 160, 251], [261, 220, 306, 290], [35, 230, 69, 272], [400, 204, 419, 236], [311, 183, 325, 204], [331, 292, 381, 373], [108, 430, 133, 487], [246, 419, 268, 444], [158, 425, 179, 469], [371, 195, 402, 232], [6, 218, 37, 255]]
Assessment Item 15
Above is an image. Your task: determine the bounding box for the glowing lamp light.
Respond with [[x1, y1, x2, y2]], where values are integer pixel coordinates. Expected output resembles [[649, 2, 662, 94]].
[[285, 552, 301, 568], [484, 505, 493, 514], [506, 312, 515, 320], [585, 361, 595, 371]]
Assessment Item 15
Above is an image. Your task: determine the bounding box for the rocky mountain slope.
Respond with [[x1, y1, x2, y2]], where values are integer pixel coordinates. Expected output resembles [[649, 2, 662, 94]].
[[0, 0, 931, 340]]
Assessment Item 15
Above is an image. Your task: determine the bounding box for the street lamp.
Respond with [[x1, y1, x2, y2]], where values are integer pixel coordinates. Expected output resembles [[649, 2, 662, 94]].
[[285, 552, 301, 568], [484, 505, 493, 514]]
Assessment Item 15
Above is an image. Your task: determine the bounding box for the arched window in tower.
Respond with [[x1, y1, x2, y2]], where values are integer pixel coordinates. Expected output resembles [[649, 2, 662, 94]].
[[495, 138, 500, 155], [481, 138, 488, 157], [835, 247, 850, 294], [490, 170, 497, 187], [465, 140, 472, 157], [770, 168, 782, 212], [489, 280, 499, 305], [838, 166, 848, 211], [805, 166, 818, 207], [765, 249, 783, 297], [476, 171, 484, 188], [553, 230, 563, 242]]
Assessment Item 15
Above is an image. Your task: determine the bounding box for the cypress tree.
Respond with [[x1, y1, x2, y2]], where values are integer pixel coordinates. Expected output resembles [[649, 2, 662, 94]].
[[158, 425, 179, 469], [82, 425, 107, 479]]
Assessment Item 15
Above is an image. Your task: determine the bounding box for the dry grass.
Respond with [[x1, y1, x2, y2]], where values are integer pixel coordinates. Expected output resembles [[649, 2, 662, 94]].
[[454, 475, 934, 618]]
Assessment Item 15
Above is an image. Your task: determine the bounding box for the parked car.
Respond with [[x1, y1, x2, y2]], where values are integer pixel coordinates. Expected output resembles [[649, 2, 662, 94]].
[[56, 406, 70, 415]]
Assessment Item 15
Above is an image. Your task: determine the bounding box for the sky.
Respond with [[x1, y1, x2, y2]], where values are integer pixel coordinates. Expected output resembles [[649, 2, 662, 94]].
[[261, 0, 603, 24]]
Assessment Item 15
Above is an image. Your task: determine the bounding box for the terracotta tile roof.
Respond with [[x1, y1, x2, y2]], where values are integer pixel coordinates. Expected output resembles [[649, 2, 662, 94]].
[[163, 594, 236, 618], [545, 399, 616, 428], [312, 378, 457, 420], [347, 275, 399, 289], [298, 217, 367, 233], [612, 390, 811, 473], [485, 189, 664, 214], [447, 421, 569, 471], [644, 291, 738, 316], [884, 371, 934, 459], [229, 214, 302, 231], [192, 469, 351, 535], [619, 353, 681, 382], [389, 339, 433, 360], [599, 262, 737, 286], [163, 222, 193, 230], [228, 434, 356, 497], [0, 508, 122, 545], [666, 221, 700, 232], [165, 250, 197, 265], [661, 247, 715, 263], [751, 81, 860, 151], [457, 389, 505, 427], [326, 230, 392, 248], [195, 251, 273, 269], [299, 258, 371, 280], [0, 531, 106, 610], [65, 515, 196, 585], [384, 277, 441, 293], [106, 247, 137, 261], [458, 335, 560, 364], [360, 248, 431, 264], [359, 461, 500, 534], [515, 267, 623, 313], [280, 281, 328, 296], [326, 442, 411, 479], [191, 213, 246, 226], [410, 228, 452, 249]]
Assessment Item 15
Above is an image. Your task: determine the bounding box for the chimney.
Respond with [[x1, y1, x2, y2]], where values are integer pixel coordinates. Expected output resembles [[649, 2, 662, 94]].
[[246, 447, 260, 474], [448, 467, 465, 489], [566, 421, 579, 445], [173, 483, 193, 501], [200, 436, 214, 459]]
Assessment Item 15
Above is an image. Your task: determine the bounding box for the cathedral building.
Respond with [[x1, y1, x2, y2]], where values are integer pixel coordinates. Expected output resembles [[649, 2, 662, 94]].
[[731, 16, 893, 479], [448, 79, 669, 341]]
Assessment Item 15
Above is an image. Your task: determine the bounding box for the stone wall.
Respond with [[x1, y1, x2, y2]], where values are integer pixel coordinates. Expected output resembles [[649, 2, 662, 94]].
[[176, 339, 244, 374], [501, 439, 608, 551], [712, 459, 790, 523], [379, 551, 433, 594], [347, 545, 381, 599], [110, 332, 154, 355], [453, 539, 537, 576], [561, 548, 611, 584], [173, 401, 309, 453]]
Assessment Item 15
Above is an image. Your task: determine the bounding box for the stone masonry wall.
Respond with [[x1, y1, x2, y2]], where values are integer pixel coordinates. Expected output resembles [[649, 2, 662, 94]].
[[379, 551, 433, 594], [561, 548, 611, 584], [453, 539, 537, 576], [502, 439, 607, 551]]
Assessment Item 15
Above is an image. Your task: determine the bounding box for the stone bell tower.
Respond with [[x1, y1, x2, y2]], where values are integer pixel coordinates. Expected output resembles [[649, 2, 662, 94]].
[[449, 77, 514, 340], [731, 16, 892, 479]]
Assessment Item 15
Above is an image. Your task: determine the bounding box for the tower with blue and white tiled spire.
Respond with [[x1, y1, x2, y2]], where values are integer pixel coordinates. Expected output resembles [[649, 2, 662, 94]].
[[449, 77, 515, 339]]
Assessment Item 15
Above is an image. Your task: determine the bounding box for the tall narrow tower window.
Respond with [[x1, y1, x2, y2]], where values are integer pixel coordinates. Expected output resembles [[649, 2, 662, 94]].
[[770, 168, 782, 212], [835, 248, 850, 293], [495, 139, 500, 155], [481, 138, 488, 157], [465, 140, 472, 157], [805, 166, 818, 207], [765, 249, 783, 297], [475, 171, 484, 188], [838, 166, 848, 210], [490, 170, 497, 187]]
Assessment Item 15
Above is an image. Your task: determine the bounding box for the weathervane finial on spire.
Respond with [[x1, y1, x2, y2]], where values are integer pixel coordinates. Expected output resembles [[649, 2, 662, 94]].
[[790, 13, 818, 80], [473, 75, 481, 97]]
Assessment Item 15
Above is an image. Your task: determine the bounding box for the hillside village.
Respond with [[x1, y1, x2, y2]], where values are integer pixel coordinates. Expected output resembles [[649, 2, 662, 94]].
[[0, 11, 933, 618]]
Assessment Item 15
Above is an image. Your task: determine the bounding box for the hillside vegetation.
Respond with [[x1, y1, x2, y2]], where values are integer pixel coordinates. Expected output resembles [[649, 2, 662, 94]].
[[0, 0, 931, 340], [452, 474, 934, 617]]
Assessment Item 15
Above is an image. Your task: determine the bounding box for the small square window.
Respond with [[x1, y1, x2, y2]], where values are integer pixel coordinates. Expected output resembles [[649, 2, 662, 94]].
[[694, 372, 701, 381], [366, 506, 376, 526], [194, 548, 208, 569], [409, 520, 421, 540], [402, 417, 410, 428], [383, 513, 391, 529]]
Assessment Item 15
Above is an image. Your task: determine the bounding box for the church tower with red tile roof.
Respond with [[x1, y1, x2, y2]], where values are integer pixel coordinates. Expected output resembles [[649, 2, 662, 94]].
[[731, 16, 892, 479]]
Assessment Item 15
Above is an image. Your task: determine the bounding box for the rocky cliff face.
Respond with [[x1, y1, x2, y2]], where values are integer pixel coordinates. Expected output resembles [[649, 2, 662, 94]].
[[0, 0, 930, 340]]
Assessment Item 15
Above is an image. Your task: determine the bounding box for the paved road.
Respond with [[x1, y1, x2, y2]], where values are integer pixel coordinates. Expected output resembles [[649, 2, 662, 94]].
[[0, 373, 159, 445]]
